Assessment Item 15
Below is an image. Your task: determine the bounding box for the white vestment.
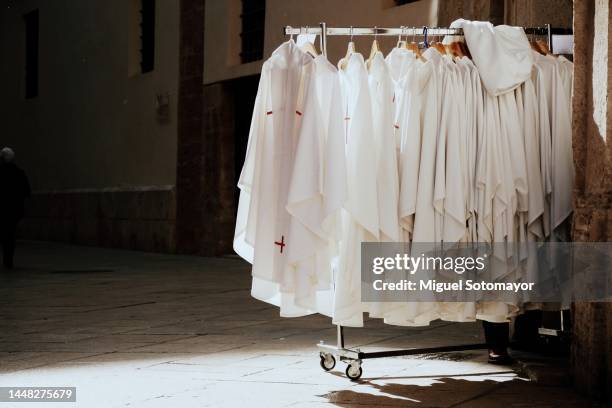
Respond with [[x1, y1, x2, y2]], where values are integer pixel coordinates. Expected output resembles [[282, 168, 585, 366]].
[[285, 55, 347, 316], [450, 19, 534, 96], [412, 48, 441, 243], [333, 53, 380, 327], [534, 53, 574, 233], [368, 52, 401, 242], [234, 41, 315, 317]]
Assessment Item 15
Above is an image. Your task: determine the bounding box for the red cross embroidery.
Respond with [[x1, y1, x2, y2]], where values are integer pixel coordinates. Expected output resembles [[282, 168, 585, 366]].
[[266, 110, 273, 115], [274, 236, 286, 253], [344, 116, 351, 143]]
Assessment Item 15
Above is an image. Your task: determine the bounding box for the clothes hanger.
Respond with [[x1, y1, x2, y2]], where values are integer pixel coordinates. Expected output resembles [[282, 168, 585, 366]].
[[396, 26, 407, 49], [299, 26, 319, 58], [528, 28, 544, 54], [401, 27, 409, 50], [432, 30, 446, 54], [366, 27, 380, 69], [288, 26, 295, 42], [407, 27, 425, 61], [458, 39, 471, 58], [340, 26, 356, 70], [536, 37, 553, 55], [407, 27, 419, 54], [447, 31, 465, 58]]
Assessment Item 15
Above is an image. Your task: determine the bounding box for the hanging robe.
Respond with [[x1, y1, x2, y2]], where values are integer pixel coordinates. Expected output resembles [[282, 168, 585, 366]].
[[397, 61, 426, 239], [412, 48, 442, 243], [533, 53, 574, 234], [285, 55, 347, 316], [332, 53, 380, 327], [234, 41, 315, 317], [517, 71, 545, 240], [368, 52, 401, 243]]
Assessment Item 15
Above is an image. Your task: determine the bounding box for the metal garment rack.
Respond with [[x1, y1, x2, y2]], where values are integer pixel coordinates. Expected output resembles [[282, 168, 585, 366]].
[[283, 22, 571, 381], [285, 23, 566, 57]]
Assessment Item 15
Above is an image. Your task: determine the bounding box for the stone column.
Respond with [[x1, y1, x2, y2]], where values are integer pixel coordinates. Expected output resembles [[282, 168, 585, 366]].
[[571, 0, 612, 401], [176, 0, 205, 254]]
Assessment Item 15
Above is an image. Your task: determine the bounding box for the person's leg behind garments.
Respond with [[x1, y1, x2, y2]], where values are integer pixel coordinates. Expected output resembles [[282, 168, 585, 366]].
[[1, 219, 17, 269], [482, 321, 512, 364]]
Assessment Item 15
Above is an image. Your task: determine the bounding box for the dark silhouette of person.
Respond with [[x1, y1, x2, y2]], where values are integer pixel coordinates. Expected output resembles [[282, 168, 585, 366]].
[[0, 147, 30, 269]]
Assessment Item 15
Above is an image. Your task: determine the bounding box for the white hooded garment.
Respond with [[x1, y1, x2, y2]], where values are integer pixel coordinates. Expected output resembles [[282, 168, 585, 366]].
[[450, 19, 534, 96]]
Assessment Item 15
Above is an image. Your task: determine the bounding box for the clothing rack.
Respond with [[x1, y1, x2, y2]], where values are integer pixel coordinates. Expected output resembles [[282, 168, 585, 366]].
[[284, 23, 571, 57], [282, 21, 572, 381]]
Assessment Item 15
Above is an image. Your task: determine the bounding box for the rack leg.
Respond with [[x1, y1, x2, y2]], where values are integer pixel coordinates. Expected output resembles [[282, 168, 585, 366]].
[[336, 325, 344, 349]]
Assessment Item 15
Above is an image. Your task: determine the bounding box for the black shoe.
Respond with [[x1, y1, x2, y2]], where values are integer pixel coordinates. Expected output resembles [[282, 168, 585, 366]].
[[488, 348, 513, 365]]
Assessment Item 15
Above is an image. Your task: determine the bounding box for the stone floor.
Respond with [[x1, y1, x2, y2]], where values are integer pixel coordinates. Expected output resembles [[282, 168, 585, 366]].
[[0, 241, 595, 407]]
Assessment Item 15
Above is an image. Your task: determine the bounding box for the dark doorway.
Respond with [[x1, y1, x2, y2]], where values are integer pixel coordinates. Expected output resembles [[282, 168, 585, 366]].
[[231, 74, 261, 215]]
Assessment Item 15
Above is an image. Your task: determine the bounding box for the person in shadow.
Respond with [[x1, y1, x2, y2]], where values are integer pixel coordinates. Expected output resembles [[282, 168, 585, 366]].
[[0, 147, 31, 269]]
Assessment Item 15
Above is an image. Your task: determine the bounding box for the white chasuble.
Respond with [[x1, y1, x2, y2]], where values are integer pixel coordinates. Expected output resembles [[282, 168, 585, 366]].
[[532, 63, 553, 238], [369, 52, 401, 243], [333, 53, 380, 327], [397, 61, 429, 239], [234, 41, 315, 317], [439, 55, 468, 244], [549, 59, 574, 231], [286, 55, 347, 316], [534, 53, 574, 233], [517, 73, 545, 240], [499, 90, 529, 243], [412, 48, 441, 243]]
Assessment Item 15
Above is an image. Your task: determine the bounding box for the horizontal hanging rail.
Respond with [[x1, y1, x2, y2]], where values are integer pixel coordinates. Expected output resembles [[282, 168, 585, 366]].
[[284, 26, 464, 36], [284, 23, 572, 56], [284, 25, 562, 37]]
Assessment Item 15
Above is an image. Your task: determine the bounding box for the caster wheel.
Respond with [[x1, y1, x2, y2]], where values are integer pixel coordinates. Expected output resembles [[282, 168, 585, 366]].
[[345, 363, 363, 381], [320, 353, 336, 371]]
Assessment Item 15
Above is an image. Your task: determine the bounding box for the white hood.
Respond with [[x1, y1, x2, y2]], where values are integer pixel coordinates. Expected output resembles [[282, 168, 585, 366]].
[[447, 19, 534, 96]]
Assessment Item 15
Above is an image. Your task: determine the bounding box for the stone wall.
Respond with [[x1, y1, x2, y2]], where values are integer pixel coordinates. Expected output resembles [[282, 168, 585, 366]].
[[437, 0, 504, 26], [19, 187, 176, 253], [437, 0, 573, 29], [504, 0, 573, 27], [199, 81, 238, 256], [571, 0, 612, 401]]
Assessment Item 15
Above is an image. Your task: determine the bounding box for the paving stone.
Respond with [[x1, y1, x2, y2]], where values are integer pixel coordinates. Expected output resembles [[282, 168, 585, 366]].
[[0, 241, 594, 408]]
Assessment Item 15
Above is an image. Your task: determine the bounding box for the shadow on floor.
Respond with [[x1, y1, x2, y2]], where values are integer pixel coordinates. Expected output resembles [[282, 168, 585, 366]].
[[324, 376, 595, 407]]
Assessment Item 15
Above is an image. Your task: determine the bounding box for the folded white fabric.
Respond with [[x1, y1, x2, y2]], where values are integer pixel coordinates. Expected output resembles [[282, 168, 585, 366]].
[[448, 19, 534, 96]]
